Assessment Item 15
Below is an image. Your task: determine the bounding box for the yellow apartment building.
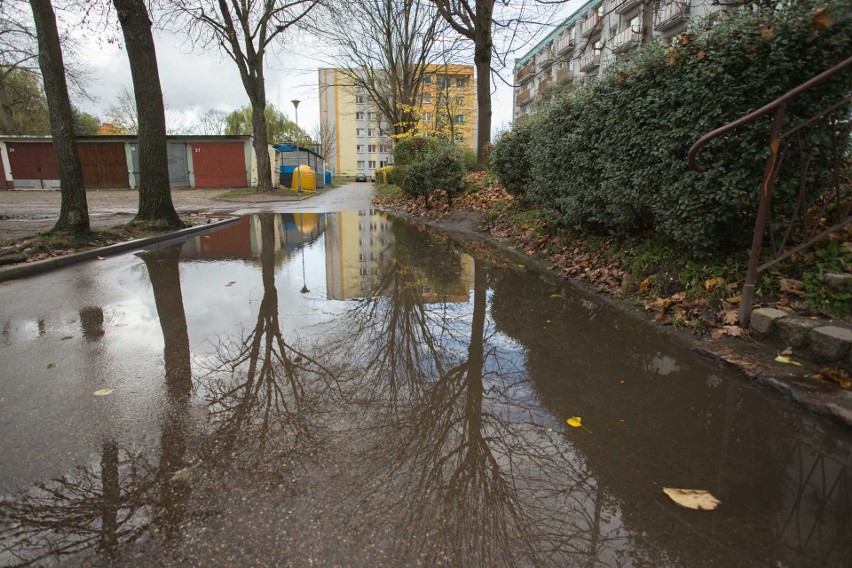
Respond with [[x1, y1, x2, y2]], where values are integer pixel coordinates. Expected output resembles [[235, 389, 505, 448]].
[[318, 65, 477, 178]]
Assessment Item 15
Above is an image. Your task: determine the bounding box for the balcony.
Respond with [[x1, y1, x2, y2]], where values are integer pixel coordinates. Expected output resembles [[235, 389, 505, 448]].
[[516, 89, 531, 105], [655, 1, 689, 31], [537, 49, 554, 69], [516, 62, 535, 84], [555, 33, 575, 54], [614, 0, 642, 14], [612, 26, 641, 53], [578, 50, 601, 72], [580, 14, 601, 37]]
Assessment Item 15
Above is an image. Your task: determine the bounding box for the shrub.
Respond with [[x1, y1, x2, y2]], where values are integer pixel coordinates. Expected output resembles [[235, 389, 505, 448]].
[[393, 137, 439, 166], [401, 141, 467, 207], [387, 164, 409, 187], [375, 166, 393, 185], [518, 1, 851, 257], [490, 120, 534, 198]]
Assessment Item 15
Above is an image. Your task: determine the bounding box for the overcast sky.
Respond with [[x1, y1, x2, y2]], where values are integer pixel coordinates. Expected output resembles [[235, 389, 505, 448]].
[[70, 0, 586, 140]]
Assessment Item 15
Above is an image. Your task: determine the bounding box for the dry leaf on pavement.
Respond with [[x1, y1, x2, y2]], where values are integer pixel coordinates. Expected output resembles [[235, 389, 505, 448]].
[[662, 488, 721, 511]]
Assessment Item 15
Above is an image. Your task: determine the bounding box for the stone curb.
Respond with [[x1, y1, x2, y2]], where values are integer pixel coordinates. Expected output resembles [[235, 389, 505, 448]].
[[0, 216, 241, 283], [750, 307, 852, 370]]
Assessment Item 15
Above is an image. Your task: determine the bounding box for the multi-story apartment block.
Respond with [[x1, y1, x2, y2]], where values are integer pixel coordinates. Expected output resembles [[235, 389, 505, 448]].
[[318, 65, 477, 178], [513, 0, 725, 120]]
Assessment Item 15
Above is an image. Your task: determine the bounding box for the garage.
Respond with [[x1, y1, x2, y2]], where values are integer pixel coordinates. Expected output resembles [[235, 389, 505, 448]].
[[78, 142, 129, 188], [191, 142, 246, 188], [7, 142, 59, 189]]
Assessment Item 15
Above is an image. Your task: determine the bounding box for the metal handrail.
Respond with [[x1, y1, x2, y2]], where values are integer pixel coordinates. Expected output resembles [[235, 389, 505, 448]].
[[689, 55, 852, 172], [687, 55, 852, 327]]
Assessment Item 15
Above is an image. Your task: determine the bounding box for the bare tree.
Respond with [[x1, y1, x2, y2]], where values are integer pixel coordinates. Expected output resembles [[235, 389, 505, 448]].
[[166, 0, 320, 193], [103, 85, 137, 133], [432, 0, 494, 169], [29, 0, 89, 233], [112, 0, 183, 228], [314, 0, 456, 138], [194, 108, 228, 135], [310, 120, 335, 161], [1, 0, 93, 133]]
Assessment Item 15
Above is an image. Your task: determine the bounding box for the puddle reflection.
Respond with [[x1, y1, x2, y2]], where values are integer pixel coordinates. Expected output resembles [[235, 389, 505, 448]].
[[0, 210, 850, 567]]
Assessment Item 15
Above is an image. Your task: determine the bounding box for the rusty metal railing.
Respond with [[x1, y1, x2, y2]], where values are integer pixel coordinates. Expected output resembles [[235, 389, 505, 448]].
[[689, 55, 852, 327]]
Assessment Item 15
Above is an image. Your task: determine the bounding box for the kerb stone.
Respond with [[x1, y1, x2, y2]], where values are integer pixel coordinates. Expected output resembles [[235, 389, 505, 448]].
[[776, 317, 821, 348], [750, 308, 789, 335], [811, 326, 852, 361]]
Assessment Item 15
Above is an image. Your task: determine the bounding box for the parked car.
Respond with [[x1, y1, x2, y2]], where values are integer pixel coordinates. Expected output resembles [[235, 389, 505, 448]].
[[355, 172, 367, 182]]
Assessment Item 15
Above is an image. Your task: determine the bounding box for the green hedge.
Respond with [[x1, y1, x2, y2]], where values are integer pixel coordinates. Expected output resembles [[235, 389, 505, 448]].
[[401, 140, 467, 207], [495, 1, 851, 257]]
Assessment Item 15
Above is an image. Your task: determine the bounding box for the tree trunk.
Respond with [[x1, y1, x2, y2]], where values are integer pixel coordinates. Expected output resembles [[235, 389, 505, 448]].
[[251, 97, 273, 193], [473, 44, 491, 171], [113, 0, 183, 228], [29, 0, 89, 233]]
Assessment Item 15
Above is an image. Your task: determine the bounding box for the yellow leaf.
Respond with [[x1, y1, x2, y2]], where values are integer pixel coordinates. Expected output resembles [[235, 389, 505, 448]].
[[704, 277, 725, 292], [549, 294, 563, 299], [775, 355, 802, 367], [812, 7, 833, 32], [663, 488, 721, 511], [566, 416, 582, 428], [93, 389, 114, 396]]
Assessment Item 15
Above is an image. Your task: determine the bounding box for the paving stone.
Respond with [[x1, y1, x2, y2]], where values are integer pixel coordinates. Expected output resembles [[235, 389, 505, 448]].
[[750, 308, 789, 335], [810, 326, 852, 361], [776, 317, 821, 348]]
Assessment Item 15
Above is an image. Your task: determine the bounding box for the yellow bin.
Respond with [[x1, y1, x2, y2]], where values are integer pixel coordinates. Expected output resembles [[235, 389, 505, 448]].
[[291, 164, 316, 192]]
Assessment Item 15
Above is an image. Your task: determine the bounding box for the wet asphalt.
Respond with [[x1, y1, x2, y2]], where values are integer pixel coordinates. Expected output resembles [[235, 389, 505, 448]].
[[1, 184, 851, 567]]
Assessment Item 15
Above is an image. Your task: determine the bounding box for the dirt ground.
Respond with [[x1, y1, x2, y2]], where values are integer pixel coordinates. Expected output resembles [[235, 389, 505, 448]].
[[0, 188, 316, 241]]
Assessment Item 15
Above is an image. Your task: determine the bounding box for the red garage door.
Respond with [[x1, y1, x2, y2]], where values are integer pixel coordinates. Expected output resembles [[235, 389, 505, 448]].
[[7, 142, 58, 187], [78, 143, 129, 188], [191, 142, 246, 188]]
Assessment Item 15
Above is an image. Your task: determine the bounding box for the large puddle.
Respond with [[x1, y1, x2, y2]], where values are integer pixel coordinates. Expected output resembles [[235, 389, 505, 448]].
[[1, 211, 850, 567]]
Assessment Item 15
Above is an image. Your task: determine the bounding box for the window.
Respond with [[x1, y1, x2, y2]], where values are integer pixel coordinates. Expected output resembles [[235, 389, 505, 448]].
[[379, 144, 389, 154], [456, 77, 466, 87], [454, 96, 465, 106], [367, 111, 376, 120], [368, 128, 377, 137], [437, 76, 450, 89], [454, 132, 465, 142], [368, 160, 376, 168], [356, 144, 365, 153], [454, 114, 465, 125], [356, 128, 365, 137], [368, 144, 377, 152], [355, 111, 364, 120], [357, 160, 365, 169], [421, 112, 432, 123], [355, 95, 365, 104], [423, 74, 432, 84], [420, 93, 432, 104]]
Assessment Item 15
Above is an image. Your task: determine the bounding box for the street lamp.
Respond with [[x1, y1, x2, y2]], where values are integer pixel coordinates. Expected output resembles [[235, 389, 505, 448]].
[[291, 99, 302, 192]]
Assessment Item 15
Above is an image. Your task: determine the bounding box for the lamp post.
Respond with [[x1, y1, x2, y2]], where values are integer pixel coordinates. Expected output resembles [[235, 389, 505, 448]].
[[291, 99, 302, 192]]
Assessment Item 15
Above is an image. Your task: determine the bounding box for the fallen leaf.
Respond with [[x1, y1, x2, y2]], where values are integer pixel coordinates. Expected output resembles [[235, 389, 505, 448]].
[[663, 488, 721, 511], [721, 310, 738, 325], [47, 363, 56, 369], [811, 368, 851, 389], [781, 346, 793, 356], [60, 336, 73, 340], [566, 416, 582, 428], [812, 6, 833, 32], [759, 23, 775, 39], [170, 468, 190, 482], [93, 389, 114, 396], [549, 294, 562, 299], [97, 256, 106, 261], [722, 325, 742, 337], [225, 281, 236, 287], [705, 277, 725, 292], [780, 278, 806, 298], [775, 355, 802, 367]]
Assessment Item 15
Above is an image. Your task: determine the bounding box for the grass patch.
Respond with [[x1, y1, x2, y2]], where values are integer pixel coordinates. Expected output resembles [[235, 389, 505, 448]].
[[375, 182, 403, 201]]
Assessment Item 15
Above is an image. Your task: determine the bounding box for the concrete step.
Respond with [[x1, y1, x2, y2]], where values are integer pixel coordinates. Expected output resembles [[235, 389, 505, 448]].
[[751, 307, 851, 370]]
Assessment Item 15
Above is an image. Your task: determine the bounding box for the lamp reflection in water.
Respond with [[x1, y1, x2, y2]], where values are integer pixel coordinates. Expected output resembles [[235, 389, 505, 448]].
[[296, 212, 310, 294]]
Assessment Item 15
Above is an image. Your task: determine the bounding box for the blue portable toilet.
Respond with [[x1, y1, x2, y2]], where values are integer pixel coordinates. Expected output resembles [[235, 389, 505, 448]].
[[325, 170, 332, 186]]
